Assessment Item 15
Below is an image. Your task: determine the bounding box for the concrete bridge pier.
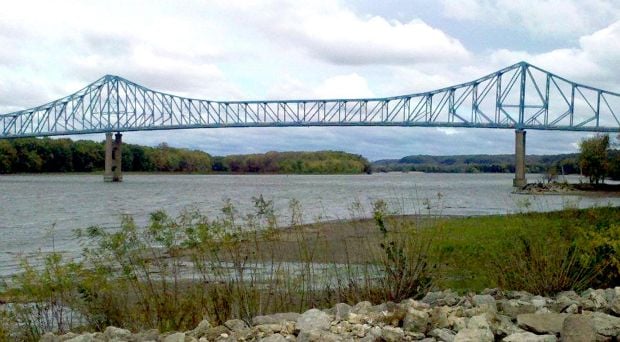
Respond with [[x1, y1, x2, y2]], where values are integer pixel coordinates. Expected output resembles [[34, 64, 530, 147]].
[[513, 129, 527, 188], [104, 132, 123, 182]]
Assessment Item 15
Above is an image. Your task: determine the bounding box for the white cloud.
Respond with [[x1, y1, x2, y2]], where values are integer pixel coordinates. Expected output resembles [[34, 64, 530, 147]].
[[0, 0, 618, 159], [441, 0, 620, 38], [215, 0, 471, 65], [485, 20, 620, 90]]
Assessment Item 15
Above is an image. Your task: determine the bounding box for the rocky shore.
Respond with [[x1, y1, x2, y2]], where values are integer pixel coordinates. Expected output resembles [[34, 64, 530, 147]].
[[41, 288, 620, 341], [516, 181, 620, 196]]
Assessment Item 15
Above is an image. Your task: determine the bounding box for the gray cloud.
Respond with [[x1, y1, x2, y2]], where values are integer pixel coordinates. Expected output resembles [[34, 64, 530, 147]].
[[1, 0, 617, 160]]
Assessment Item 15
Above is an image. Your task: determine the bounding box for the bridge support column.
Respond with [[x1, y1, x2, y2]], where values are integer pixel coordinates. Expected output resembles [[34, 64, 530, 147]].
[[104, 132, 123, 182], [513, 129, 527, 188]]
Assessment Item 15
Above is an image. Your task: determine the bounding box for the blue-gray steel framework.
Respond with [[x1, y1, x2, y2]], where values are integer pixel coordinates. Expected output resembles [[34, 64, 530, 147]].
[[1, 61, 620, 138]]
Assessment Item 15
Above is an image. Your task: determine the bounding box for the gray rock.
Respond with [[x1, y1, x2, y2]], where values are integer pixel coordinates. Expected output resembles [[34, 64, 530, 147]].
[[403, 307, 429, 333], [610, 287, 620, 315], [589, 311, 620, 337], [163, 332, 186, 342], [486, 313, 523, 337], [203, 325, 229, 341], [381, 326, 405, 342], [517, 313, 568, 334], [260, 333, 288, 342], [58, 333, 79, 341], [351, 301, 373, 314], [472, 295, 497, 312], [296, 329, 342, 342], [502, 332, 557, 342], [104, 326, 132, 341], [296, 308, 332, 332], [581, 289, 608, 311], [40, 333, 59, 342], [333, 303, 352, 321], [467, 314, 490, 330], [499, 299, 537, 318], [530, 296, 547, 309], [224, 319, 248, 332], [188, 319, 211, 337], [453, 328, 493, 342], [134, 329, 160, 341], [429, 306, 451, 329], [551, 295, 579, 313], [253, 312, 301, 325], [430, 328, 456, 342], [363, 326, 383, 342], [423, 290, 460, 306], [64, 334, 98, 342], [561, 314, 595, 342]]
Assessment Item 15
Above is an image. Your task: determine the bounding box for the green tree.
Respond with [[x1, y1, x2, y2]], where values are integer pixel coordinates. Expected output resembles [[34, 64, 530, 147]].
[[0, 140, 17, 173], [579, 135, 609, 184]]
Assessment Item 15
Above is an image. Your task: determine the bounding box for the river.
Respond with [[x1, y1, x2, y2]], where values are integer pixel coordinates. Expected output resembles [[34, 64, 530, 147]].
[[1, 172, 619, 275]]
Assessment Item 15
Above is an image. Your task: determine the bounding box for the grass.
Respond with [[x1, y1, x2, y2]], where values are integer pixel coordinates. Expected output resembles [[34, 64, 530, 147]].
[[0, 198, 618, 341]]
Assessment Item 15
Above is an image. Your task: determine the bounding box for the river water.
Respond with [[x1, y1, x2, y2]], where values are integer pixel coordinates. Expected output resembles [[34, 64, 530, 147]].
[[1, 172, 619, 275]]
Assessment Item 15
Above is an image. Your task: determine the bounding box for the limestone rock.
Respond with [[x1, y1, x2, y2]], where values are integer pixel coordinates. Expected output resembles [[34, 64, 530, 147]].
[[203, 325, 229, 341], [588, 311, 620, 337], [333, 303, 352, 321], [104, 326, 132, 341], [517, 313, 568, 334], [403, 307, 430, 333], [499, 299, 537, 319], [381, 326, 405, 342], [259, 333, 287, 342], [467, 314, 490, 330], [224, 319, 248, 332], [453, 328, 493, 342], [429, 328, 456, 342], [423, 290, 460, 307], [502, 332, 557, 342], [188, 319, 211, 338], [561, 314, 595, 342], [296, 308, 332, 332], [296, 329, 342, 342], [581, 289, 608, 311], [472, 295, 497, 312], [351, 301, 373, 315], [64, 334, 99, 342], [163, 332, 186, 342], [253, 312, 300, 325], [610, 287, 620, 315]]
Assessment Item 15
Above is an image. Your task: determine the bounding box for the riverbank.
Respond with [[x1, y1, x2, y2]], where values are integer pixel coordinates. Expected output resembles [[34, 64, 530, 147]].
[[1, 206, 618, 340], [38, 287, 620, 341], [516, 181, 620, 196]]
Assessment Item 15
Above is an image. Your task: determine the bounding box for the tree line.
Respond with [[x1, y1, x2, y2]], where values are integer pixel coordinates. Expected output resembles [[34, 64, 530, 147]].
[[372, 154, 581, 175], [0, 138, 371, 174]]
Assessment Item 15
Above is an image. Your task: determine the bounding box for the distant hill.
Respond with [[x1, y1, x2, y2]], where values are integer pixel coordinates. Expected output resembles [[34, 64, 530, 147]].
[[371, 153, 581, 174]]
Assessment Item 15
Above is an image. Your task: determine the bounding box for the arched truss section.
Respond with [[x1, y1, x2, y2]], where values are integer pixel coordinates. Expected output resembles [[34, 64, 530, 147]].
[[1, 61, 619, 138]]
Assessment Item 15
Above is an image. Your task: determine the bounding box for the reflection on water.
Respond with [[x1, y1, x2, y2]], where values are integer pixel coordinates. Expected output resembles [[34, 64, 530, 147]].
[[0, 172, 618, 275]]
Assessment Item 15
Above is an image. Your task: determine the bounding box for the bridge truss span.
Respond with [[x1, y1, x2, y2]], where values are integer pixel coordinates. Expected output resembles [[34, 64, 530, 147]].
[[1, 61, 620, 139]]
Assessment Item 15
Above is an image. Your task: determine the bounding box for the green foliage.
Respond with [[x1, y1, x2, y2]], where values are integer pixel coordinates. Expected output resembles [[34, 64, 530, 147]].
[[221, 151, 371, 174], [437, 207, 620, 294], [373, 153, 580, 174], [372, 200, 436, 301], [0, 138, 369, 175], [0, 138, 212, 174], [579, 135, 610, 184]]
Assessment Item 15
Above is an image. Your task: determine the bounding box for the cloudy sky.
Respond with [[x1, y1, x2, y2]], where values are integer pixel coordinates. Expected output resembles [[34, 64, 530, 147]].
[[1, 0, 619, 160]]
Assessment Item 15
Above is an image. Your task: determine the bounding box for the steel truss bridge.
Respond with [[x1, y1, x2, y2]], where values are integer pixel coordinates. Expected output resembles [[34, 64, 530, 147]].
[[1, 61, 620, 136], [0, 61, 619, 184]]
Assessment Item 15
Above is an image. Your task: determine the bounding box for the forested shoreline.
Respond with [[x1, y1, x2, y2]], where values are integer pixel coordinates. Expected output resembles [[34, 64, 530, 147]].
[[0, 138, 371, 174]]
